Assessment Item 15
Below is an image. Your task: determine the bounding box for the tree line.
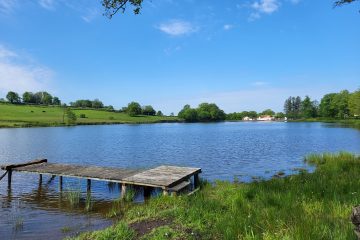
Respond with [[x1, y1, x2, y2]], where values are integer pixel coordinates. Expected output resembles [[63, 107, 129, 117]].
[[2, 91, 61, 105], [284, 89, 360, 119], [178, 103, 226, 122]]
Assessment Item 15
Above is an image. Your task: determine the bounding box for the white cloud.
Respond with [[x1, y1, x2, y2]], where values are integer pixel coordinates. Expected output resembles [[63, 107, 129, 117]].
[[252, 81, 268, 86], [0, 45, 54, 95], [157, 20, 197, 36], [252, 0, 280, 14], [38, 0, 56, 10], [223, 24, 233, 31], [81, 8, 99, 23]]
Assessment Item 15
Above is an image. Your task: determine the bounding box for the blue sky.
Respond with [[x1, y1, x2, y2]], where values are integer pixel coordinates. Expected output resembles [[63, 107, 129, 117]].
[[0, 0, 359, 114]]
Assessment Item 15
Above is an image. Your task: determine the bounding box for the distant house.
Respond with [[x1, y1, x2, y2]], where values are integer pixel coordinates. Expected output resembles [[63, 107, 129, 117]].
[[243, 116, 253, 121], [257, 115, 275, 121]]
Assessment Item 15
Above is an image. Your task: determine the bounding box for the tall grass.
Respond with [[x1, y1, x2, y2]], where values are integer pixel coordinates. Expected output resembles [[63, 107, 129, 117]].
[[75, 152, 360, 240]]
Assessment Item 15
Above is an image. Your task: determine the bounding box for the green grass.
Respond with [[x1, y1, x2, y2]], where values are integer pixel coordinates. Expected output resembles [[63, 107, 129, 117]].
[[75, 152, 360, 240], [289, 117, 360, 129], [0, 103, 179, 128]]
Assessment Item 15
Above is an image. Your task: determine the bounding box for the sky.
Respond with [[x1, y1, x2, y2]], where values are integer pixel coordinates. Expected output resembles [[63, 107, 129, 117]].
[[0, 0, 359, 114]]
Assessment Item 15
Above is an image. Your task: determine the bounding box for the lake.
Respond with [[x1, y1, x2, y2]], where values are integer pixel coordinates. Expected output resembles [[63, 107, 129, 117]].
[[1, 122, 360, 239]]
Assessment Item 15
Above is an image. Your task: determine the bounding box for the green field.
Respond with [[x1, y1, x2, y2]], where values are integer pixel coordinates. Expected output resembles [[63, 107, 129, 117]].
[[74, 152, 360, 240], [0, 104, 179, 128]]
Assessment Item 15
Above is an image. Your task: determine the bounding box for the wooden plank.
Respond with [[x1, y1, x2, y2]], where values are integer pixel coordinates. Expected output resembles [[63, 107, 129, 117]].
[[6, 162, 201, 190], [1, 159, 47, 170], [123, 166, 201, 188], [168, 180, 191, 192]]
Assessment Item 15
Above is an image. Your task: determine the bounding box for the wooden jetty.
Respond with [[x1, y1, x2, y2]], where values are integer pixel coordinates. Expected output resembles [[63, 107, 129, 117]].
[[0, 159, 201, 197]]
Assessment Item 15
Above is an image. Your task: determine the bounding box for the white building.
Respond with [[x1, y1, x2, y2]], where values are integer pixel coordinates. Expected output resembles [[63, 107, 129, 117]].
[[257, 115, 275, 121]]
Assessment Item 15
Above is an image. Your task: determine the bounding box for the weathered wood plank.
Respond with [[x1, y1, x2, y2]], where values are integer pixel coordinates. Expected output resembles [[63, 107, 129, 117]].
[[1, 159, 47, 170], [6, 162, 201, 190]]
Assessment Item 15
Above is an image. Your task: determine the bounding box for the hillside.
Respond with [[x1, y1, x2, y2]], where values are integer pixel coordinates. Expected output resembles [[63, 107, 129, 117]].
[[0, 104, 179, 128]]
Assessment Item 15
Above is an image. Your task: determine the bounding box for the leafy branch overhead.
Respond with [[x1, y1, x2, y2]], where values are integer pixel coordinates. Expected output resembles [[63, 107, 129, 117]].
[[334, 0, 358, 7], [102, 0, 143, 18]]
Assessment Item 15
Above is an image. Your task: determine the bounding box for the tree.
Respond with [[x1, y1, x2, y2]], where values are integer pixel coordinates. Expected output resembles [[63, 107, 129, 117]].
[[142, 105, 156, 116], [53, 97, 61, 105], [333, 90, 350, 118], [102, 0, 143, 18], [127, 101, 142, 116], [261, 109, 275, 116], [178, 105, 198, 122], [320, 93, 337, 118], [275, 112, 285, 119], [334, 0, 358, 7], [63, 108, 77, 125], [6, 91, 20, 104], [22, 92, 35, 104], [301, 96, 318, 118], [156, 110, 163, 116], [92, 99, 104, 108], [349, 89, 360, 117]]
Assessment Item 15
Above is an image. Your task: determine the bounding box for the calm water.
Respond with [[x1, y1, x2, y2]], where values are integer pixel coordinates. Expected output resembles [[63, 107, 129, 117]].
[[0, 122, 360, 239]]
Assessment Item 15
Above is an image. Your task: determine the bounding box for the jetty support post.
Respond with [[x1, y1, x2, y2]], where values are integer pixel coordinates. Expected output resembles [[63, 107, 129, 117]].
[[121, 183, 127, 199], [194, 173, 200, 189], [163, 188, 169, 196], [59, 176, 63, 192], [87, 179, 91, 194], [7, 169, 12, 189], [39, 174, 43, 185], [144, 186, 151, 199]]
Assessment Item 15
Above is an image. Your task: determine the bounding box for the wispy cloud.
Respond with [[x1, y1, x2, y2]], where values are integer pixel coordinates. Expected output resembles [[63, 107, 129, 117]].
[[0, 0, 17, 15], [223, 24, 234, 31], [81, 8, 99, 23], [157, 19, 198, 36], [38, 0, 56, 10], [252, 81, 268, 86], [0, 45, 54, 95], [249, 0, 280, 20]]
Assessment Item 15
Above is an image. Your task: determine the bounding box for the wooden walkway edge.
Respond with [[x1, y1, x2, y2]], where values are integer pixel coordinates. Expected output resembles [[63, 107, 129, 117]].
[[1, 159, 201, 197]]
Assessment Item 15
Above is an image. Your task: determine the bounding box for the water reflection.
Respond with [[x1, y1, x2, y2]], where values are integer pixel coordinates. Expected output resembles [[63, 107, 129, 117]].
[[0, 122, 359, 239]]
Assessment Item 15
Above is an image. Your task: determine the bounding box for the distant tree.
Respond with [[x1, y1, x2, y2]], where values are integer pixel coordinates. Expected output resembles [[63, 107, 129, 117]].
[[63, 108, 77, 125], [178, 105, 198, 122], [275, 112, 285, 119], [170, 112, 174, 117], [142, 105, 156, 116], [53, 97, 61, 105], [22, 92, 35, 104], [156, 110, 163, 116], [6, 91, 21, 104], [349, 89, 360, 117], [42, 92, 53, 105], [261, 109, 275, 116], [247, 111, 258, 118], [301, 96, 318, 118], [320, 93, 337, 118], [333, 90, 350, 118], [284, 97, 293, 117], [106, 105, 115, 111], [127, 101, 142, 116], [92, 99, 104, 108]]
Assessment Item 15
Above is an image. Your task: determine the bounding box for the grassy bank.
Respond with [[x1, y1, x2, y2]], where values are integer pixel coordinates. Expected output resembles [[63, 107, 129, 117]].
[[0, 104, 179, 128], [74, 152, 360, 240], [289, 118, 360, 129]]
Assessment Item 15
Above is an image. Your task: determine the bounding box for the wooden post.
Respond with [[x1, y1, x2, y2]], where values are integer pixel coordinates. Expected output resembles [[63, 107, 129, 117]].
[[59, 176, 63, 192], [87, 179, 91, 194], [7, 169, 12, 189], [163, 189, 169, 196], [144, 187, 151, 199], [121, 183, 127, 199], [194, 173, 199, 189], [39, 174, 43, 184]]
